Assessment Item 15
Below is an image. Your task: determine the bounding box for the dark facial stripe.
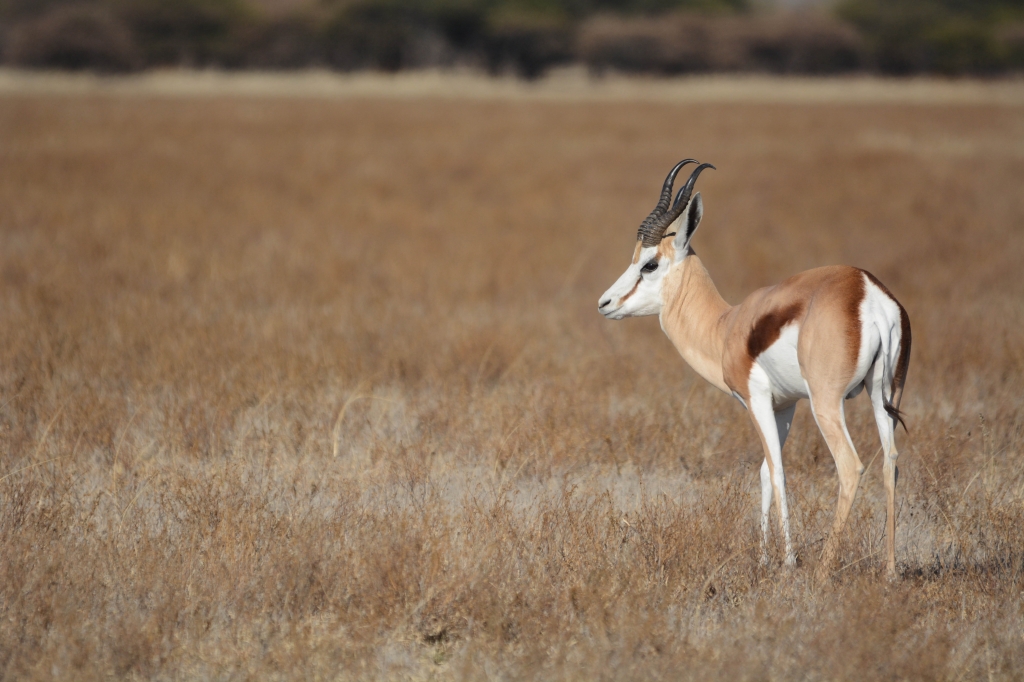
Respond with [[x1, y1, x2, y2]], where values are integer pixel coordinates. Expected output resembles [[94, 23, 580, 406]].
[[619, 277, 642, 304]]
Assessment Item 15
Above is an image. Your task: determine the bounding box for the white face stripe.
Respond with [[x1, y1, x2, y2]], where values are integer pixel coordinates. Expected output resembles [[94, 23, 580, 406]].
[[597, 244, 668, 320], [598, 196, 701, 320]]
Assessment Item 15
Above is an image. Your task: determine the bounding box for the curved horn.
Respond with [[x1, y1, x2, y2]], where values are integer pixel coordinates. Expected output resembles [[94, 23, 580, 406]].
[[637, 159, 696, 247], [655, 158, 696, 215], [654, 162, 716, 238]]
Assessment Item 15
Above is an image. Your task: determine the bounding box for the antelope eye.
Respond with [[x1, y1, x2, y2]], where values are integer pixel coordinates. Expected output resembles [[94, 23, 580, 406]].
[[641, 260, 659, 273]]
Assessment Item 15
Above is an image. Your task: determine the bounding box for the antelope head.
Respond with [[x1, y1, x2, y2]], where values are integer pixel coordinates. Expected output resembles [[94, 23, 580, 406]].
[[598, 159, 715, 320]]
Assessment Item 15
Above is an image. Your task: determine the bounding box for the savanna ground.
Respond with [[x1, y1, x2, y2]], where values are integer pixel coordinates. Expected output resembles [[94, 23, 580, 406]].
[[1, 72, 1023, 680]]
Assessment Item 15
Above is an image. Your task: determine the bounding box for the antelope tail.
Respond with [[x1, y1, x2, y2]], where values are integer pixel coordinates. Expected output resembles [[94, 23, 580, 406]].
[[884, 304, 912, 433]]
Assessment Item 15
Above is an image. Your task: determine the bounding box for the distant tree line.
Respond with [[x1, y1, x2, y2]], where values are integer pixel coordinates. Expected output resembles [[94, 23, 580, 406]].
[[1, 0, 1022, 76]]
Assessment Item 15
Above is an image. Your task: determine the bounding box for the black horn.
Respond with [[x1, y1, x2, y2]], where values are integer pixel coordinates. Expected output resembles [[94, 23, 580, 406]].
[[655, 158, 696, 215], [637, 159, 696, 247], [655, 163, 716, 237]]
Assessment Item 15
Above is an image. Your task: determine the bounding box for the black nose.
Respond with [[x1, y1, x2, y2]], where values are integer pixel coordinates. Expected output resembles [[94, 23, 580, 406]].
[[599, 298, 611, 308]]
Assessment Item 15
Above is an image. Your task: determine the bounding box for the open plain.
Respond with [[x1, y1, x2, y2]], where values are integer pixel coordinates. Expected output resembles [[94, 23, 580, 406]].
[[1, 72, 1023, 680]]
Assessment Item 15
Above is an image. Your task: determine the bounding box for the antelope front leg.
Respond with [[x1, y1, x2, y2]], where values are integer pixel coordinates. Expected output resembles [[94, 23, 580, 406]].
[[748, 380, 796, 567], [759, 458, 773, 565], [758, 404, 795, 566]]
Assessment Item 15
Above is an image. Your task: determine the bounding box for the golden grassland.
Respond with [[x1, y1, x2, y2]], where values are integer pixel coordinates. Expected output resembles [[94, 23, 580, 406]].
[[1, 74, 1023, 680], [4, 67, 1024, 105]]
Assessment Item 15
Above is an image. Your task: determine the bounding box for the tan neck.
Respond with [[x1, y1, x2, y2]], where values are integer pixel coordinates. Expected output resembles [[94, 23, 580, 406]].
[[659, 252, 732, 394]]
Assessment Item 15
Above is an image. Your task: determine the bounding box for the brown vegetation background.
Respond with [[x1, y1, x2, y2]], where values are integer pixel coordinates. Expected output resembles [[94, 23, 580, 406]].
[[1, 77, 1023, 679], [3, 0, 1023, 77]]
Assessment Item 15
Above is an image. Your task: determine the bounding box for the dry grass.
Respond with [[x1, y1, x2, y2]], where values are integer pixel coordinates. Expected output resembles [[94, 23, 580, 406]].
[[1, 75, 1023, 680], [4, 67, 1024, 105]]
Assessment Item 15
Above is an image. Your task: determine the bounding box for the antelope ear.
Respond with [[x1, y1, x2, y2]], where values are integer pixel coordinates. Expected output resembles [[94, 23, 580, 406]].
[[672, 192, 703, 261]]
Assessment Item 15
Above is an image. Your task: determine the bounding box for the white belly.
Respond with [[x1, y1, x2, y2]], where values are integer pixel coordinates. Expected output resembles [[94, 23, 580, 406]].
[[754, 322, 807, 405]]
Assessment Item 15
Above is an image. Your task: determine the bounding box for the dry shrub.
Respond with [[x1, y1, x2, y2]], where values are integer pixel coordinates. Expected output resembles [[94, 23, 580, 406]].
[[3, 4, 140, 71], [238, 10, 325, 69], [579, 11, 863, 74], [998, 22, 1024, 69], [0, 87, 1022, 679]]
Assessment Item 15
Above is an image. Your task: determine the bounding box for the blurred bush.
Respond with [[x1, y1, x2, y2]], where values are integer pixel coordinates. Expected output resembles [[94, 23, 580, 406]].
[[578, 12, 862, 74], [0, 0, 1022, 75], [481, 8, 572, 77], [321, 0, 422, 70], [115, 0, 255, 67], [237, 10, 323, 69], [4, 3, 140, 71], [999, 22, 1024, 68], [317, 0, 574, 76], [837, 0, 1024, 75]]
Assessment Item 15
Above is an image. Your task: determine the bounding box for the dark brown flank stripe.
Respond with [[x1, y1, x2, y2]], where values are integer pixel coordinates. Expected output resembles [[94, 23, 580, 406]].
[[843, 273, 865, 373], [746, 302, 805, 359]]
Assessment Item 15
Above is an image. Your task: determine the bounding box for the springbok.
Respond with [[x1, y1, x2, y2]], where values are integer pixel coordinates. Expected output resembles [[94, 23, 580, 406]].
[[598, 160, 911, 579]]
